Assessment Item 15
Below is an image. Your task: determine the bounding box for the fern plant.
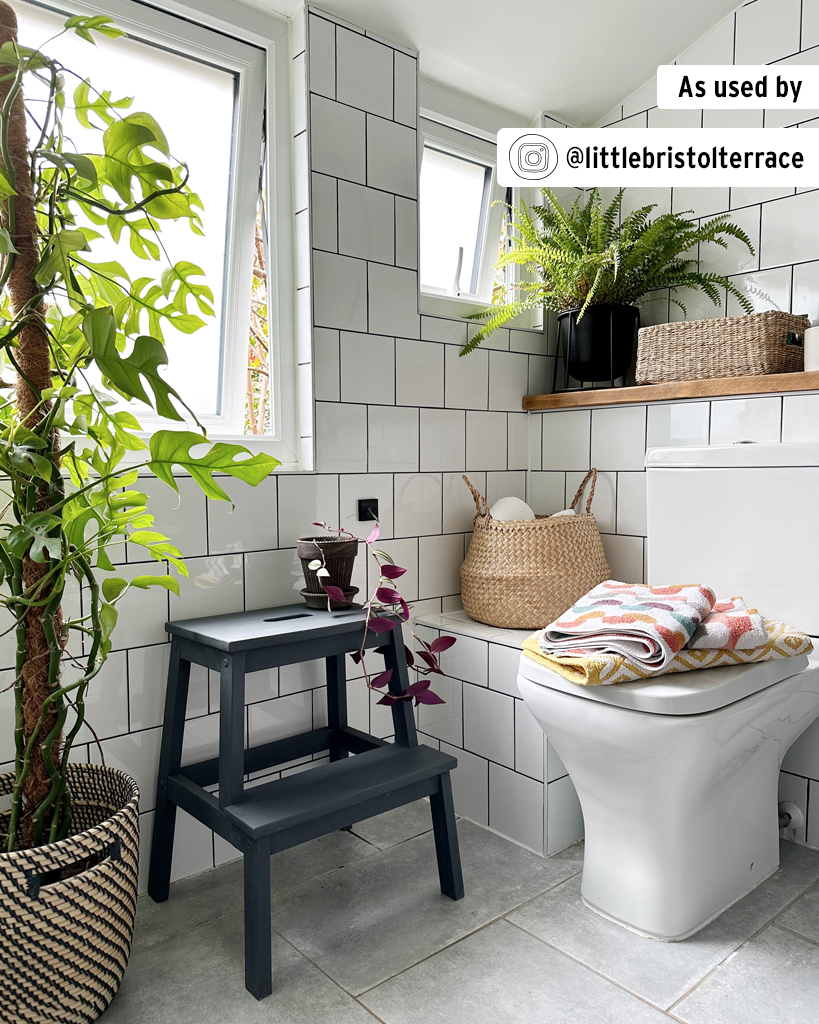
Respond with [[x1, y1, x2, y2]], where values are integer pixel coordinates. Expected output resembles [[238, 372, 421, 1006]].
[[463, 187, 754, 354], [0, 5, 280, 851]]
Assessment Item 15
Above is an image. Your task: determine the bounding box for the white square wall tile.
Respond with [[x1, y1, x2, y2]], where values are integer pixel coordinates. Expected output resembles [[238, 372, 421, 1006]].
[[441, 740, 488, 825], [136, 475, 207, 559], [76, 651, 128, 744], [488, 351, 529, 411], [485, 471, 526, 507], [418, 533, 463, 599], [335, 27, 393, 118], [792, 259, 819, 323], [278, 473, 339, 547], [436, 633, 488, 687], [312, 251, 367, 331], [279, 658, 324, 695], [128, 645, 173, 732], [734, 0, 800, 64], [315, 402, 367, 473], [547, 774, 584, 854], [207, 476, 277, 554], [646, 401, 710, 449], [489, 762, 544, 854], [616, 472, 647, 536], [395, 196, 418, 270], [170, 555, 244, 620], [420, 408, 465, 472], [95, 728, 162, 814], [466, 411, 507, 471], [701, 204, 759, 277], [311, 173, 337, 253], [514, 700, 544, 782], [309, 95, 365, 183], [527, 355, 553, 401], [337, 181, 395, 264], [417, 675, 462, 746], [368, 263, 420, 339], [340, 332, 395, 405], [488, 643, 522, 698], [366, 115, 417, 199], [726, 266, 792, 317], [468, 324, 509, 352], [376, 537, 419, 601], [542, 410, 590, 470], [508, 414, 529, 471], [528, 471, 565, 515], [445, 345, 488, 410], [368, 405, 419, 472], [677, 12, 734, 64], [566, 470, 615, 532], [339, 473, 394, 539], [783, 394, 819, 442], [248, 692, 313, 746], [244, 548, 302, 610], [423, 317, 466, 346], [308, 14, 335, 98], [396, 339, 444, 408], [761, 192, 819, 269], [393, 50, 417, 127], [169, 809, 214, 884], [313, 327, 340, 401], [709, 397, 782, 444], [601, 534, 644, 584], [547, 740, 568, 783], [443, 471, 484, 533], [463, 682, 514, 768], [106, 563, 170, 651], [591, 406, 646, 471], [394, 473, 443, 537]]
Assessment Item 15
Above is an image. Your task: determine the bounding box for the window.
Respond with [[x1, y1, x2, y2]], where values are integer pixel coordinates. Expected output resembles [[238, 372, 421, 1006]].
[[14, 0, 298, 460], [418, 117, 506, 313]]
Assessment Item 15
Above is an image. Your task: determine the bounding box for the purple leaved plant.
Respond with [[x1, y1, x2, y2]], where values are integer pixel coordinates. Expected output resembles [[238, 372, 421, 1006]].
[[310, 519, 454, 707]]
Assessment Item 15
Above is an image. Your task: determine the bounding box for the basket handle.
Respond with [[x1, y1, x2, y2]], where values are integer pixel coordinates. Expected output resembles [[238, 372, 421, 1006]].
[[570, 468, 599, 514], [462, 475, 490, 517]]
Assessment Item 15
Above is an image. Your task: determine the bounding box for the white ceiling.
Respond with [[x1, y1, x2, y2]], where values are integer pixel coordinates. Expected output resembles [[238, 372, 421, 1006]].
[[240, 0, 741, 125]]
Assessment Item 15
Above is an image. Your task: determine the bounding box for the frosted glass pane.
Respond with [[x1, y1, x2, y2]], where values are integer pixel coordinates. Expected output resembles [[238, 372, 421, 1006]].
[[15, 2, 235, 417], [419, 147, 488, 295]]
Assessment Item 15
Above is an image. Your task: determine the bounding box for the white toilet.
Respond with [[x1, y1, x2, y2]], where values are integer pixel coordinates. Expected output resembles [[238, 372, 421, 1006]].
[[517, 442, 819, 941]]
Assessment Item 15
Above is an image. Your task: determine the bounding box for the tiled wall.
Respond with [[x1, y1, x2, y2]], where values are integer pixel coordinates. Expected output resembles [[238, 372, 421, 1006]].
[[595, 0, 819, 327], [0, 4, 552, 888], [529, 392, 819, 849]]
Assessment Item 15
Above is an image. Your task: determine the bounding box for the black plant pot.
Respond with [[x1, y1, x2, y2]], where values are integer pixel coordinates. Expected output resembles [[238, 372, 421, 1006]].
[[556, 304, 640, 387]]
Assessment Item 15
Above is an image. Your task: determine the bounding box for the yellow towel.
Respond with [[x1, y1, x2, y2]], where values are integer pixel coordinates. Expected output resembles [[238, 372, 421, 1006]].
[[522, 619, 813, 686]]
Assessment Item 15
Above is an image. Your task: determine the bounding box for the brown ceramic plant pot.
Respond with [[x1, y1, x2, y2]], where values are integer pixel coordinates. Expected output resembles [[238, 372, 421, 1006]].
[[296, 536, 360, 607]]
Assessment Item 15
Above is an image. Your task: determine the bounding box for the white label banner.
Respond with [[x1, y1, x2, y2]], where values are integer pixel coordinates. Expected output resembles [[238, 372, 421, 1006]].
[[657, 65, 819, 108], [496, 128, 819, 187]]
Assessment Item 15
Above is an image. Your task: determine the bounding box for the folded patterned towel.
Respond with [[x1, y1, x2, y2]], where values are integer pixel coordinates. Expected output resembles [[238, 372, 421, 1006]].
[[523, 619, 813, 686], [539, 581, 716, 672], [686, 597, 768, 651]]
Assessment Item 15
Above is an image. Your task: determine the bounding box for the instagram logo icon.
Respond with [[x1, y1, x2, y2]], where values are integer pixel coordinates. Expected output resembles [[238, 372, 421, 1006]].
[[509, 134, 558, 179]]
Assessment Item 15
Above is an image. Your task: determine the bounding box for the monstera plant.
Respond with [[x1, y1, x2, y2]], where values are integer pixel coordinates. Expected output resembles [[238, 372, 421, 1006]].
[[0, 4, 279, 856]]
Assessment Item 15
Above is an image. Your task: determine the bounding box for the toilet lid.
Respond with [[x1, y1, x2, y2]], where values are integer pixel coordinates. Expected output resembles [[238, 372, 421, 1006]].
[[517, 651, 814, 715]]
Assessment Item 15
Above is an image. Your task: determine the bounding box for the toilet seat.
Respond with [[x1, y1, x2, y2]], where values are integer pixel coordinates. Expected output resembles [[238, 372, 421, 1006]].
[[517, 651, 812, 715]]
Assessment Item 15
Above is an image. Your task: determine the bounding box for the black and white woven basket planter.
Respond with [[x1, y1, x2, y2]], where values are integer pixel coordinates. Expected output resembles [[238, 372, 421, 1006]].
[[0, 763, 140, 1024]]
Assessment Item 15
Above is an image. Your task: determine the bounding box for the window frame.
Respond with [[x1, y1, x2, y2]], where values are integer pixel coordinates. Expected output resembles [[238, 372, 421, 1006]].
[[18, 0, 301, 467], [418, 115, 506, 317]]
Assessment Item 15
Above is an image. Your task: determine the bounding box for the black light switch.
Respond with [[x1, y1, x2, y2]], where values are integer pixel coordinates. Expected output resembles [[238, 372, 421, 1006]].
[[358, 498, 379, 522]]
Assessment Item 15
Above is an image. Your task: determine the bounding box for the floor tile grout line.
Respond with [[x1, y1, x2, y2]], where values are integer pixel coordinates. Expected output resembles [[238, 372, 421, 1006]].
[[504, 917, 683, 1020], [769, 920, 819, 950]]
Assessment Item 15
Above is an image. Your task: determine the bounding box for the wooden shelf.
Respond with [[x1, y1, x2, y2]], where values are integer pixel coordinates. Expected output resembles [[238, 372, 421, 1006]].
[[523, 371, 819, 411]]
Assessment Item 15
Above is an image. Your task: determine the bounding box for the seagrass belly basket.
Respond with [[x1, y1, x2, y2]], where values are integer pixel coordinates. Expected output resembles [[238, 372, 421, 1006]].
[[460, 472, 611, 630], [0, 763, 140, 1024]]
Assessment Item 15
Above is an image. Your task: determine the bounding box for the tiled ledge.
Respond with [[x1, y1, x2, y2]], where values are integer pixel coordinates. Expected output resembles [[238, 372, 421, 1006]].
[[523, 371, 819, 411], [414, 609, 534, 649]]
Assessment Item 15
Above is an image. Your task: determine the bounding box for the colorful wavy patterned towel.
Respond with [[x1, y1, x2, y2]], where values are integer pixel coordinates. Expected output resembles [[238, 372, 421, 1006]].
[[540, 581, 716, 671], [523, 619, 813, 686], [687, 597, 767, 650]]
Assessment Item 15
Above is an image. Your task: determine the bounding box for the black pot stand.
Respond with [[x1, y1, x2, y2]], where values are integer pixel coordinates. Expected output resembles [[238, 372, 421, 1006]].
[[147, 604, 464, 1000], [552, 304, 639, 392]]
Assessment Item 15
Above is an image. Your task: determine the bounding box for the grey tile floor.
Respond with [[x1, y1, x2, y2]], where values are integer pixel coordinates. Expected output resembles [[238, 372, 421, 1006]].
[[103, 803, 819, 1024]]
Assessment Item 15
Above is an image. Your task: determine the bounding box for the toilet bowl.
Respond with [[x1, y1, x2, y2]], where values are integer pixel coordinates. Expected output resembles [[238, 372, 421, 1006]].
[[518, 654, 819, 939], [518, 441, 819, 939]]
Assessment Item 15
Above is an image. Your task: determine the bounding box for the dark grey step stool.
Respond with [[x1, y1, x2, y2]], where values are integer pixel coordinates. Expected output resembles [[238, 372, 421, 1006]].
[[147, 603, 464, 999]]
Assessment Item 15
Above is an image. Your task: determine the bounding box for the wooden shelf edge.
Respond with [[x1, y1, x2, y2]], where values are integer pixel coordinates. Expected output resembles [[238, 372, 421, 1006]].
[[523, 371, 819, 411]]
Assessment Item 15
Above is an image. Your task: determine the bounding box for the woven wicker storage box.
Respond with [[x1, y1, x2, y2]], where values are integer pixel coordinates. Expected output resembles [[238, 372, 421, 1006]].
[[635, 310, 808, 384], [0, 763, 139, 1024], [459, 473, 611, 630]]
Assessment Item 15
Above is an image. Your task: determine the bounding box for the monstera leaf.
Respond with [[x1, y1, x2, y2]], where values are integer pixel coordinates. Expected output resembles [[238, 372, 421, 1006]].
[[82, 307, 192, 421], [149, 431, 280, 502]]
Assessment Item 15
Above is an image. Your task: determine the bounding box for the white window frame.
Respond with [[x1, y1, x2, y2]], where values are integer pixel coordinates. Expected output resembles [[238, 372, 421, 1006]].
[[19, 0, 301, 468], [418, 115, 506, 319]]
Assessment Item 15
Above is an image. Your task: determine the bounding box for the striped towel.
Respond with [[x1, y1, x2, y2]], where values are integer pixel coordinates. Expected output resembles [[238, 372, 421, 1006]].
[[523, 619, 813, 686], [686, 597, 767, 650], [539, 581, 716, 672]]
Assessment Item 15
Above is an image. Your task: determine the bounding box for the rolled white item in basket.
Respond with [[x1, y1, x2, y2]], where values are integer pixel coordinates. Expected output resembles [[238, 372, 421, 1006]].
[[489, 496, 535, 521], [550, 508, 577, 518]]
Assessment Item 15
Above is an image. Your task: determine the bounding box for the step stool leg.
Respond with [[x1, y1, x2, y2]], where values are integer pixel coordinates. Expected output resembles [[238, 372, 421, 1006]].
[[430, 771, 464, 900], [244, 839, 273, 1000], [148, 642, 190, 903]]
